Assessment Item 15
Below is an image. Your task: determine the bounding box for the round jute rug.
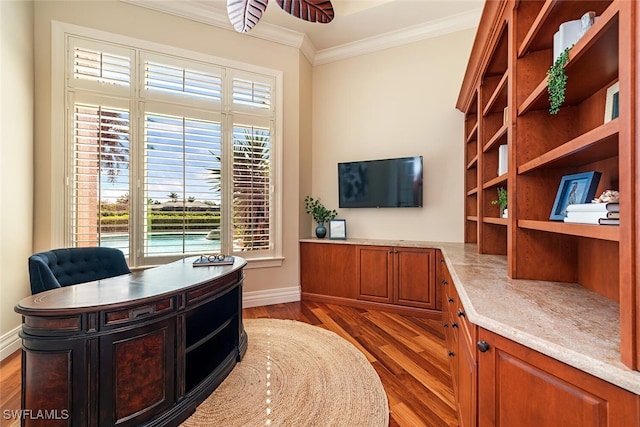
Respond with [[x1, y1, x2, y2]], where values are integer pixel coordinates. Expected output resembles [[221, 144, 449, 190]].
[[181, 318, 389, 427]]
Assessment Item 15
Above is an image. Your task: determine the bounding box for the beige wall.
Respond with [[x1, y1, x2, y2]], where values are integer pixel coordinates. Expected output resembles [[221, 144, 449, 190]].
[[32, 1, 309, 295], [311, 29, 475, 242], [0, 0, 34, 357]]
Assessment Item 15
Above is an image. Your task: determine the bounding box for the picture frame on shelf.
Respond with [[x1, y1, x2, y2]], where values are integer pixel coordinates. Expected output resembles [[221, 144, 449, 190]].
[[550, 171, 602, 221], [604, 81, 619, 123], [329, 219, 347, 240]]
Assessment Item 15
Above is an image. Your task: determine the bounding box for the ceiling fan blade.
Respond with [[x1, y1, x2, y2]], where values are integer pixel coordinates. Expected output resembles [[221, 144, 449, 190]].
[[227, 0, 269, 33], [276, 0, 334, 24]]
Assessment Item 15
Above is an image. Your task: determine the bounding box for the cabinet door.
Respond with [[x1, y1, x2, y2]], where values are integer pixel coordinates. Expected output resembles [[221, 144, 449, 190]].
[[99, 318, 176, 426], [394, 247, 436, 309], [21, 337, 88, 427], [300, 242, 358, 299], [357, 245, 393, 303], [457, 333, 476, 427], [477, 329, 640, 427]]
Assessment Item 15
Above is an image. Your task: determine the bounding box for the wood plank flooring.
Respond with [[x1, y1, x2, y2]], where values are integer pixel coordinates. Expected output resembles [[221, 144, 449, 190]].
[[0, 300, 458, 427]]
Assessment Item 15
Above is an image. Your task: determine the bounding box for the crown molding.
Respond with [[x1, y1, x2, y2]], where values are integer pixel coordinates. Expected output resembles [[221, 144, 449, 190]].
[[121, 0, 315, 62], [121, 1, 481, 66], [313, 8, 482, 66]]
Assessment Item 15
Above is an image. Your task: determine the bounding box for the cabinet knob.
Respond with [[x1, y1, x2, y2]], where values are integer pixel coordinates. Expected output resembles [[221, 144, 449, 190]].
[[448, 297, 454, 303], [448, 351, 455, 357], [440, 258, 445, 263], [457, 309, 466, 318], [477, 341, 490, 352], [443, 323, 449, 328], [441, 279, 448, 285], [451, 322, 458, 329]]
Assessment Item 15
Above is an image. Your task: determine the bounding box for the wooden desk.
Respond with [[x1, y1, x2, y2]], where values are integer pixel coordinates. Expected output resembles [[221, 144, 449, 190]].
[[15, 256, 247, 427]]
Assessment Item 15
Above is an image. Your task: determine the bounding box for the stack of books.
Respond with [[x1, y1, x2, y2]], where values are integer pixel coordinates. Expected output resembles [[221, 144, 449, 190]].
[[564, 202, 619, 225]]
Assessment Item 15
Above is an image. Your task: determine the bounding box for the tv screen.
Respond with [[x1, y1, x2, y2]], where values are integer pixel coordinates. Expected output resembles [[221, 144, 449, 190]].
[[338, 156, 423, 208]]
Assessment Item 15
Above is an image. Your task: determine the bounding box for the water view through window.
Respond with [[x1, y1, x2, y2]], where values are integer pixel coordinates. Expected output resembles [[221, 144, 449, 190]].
[[100, 233, 221, 256]]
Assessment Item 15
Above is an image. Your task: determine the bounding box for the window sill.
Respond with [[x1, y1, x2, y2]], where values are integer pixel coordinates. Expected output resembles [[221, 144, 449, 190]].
[[244, 256, 284, 269]]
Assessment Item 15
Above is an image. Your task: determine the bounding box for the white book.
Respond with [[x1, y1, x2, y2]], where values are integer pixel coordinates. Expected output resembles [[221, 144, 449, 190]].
[[497, 144, 508, 176], [565, 202, 619, 213], [565, 211, 608, 222], [564, 216, 600, 224]]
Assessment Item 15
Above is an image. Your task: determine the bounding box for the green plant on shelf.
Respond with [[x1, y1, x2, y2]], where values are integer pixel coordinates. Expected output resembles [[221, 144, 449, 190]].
[[491, 187, 508, 210], [547, 47, 571, 115]]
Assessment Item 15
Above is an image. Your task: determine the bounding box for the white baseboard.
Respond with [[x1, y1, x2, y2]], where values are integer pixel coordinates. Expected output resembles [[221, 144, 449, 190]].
[[243, 286, 300, 308], [0, 286, 301, 361], [0, 325, 22, 361]]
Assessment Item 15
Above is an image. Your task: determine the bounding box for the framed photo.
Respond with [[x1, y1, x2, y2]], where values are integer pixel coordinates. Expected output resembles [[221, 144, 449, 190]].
[[604, 81, 619, 123], [329, 219, 347, 240], [550, 171, 601, 220]]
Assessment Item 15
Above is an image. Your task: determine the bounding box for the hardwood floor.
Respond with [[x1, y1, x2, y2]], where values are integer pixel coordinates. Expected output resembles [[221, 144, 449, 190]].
[[0, 300, 457, 427]]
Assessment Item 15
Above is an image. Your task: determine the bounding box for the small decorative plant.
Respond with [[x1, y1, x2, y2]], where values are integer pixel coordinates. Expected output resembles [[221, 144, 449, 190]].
[[304, 196, 337, 224], [491, 187, 508, 210], [547, 47, 571, 114]]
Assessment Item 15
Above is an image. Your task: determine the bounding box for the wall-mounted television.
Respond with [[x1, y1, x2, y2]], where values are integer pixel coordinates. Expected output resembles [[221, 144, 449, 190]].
[[338, 156, 423, 208]]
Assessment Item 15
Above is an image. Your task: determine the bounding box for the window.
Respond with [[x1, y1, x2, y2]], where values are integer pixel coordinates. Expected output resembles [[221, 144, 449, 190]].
[[60, 31, 281, 267]]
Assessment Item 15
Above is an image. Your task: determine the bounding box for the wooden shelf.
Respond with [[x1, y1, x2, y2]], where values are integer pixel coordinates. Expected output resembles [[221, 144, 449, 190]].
[[517, 6, 619, 115], [467, 216, 478, 222], [518, 219, 620, 242], [467, 154, 478, 170], [484, 217, 508, 226], [466, 121, 478, 143], [482, 174, 507, 190], [466, 187, 478, 196], [517, 0, 613, 57], [518, 119, 619, 174], [483, 123, 508, 152], [483, 70, 508, 116]]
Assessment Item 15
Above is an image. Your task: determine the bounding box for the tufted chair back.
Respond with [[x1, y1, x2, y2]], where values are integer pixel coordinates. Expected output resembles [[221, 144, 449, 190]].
[[28, 247, 131, 295]]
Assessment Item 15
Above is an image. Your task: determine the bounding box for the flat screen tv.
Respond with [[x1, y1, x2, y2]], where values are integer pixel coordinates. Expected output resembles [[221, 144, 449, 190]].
[[338, 156, 423, 208]]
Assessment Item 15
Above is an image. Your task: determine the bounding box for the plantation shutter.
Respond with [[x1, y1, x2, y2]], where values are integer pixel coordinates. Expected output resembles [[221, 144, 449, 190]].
[[71, 103, 130, 253], [143, 109, 223, 258], [231, 122, 272, 252], [68, 37, 133, 96], [230, 70, 274, 114], [141, 53, 223, 108]]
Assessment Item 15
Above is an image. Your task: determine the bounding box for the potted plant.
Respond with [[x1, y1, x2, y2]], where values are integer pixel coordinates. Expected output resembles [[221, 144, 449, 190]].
[[547, 47, 571, 114], [304, 196, 337, 238], [491, 187, 508, 218]]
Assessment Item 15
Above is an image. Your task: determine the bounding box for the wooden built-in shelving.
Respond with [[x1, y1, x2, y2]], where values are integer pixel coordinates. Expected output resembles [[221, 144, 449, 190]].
[[457, 0, 637, 372]]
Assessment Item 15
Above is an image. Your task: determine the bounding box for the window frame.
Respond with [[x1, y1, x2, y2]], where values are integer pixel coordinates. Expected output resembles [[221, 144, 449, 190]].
[[51, 21, 283, 268]]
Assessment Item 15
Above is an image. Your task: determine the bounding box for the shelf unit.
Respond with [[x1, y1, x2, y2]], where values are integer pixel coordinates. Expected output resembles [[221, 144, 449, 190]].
[[464, 93, 479, 243], [457, 0, 638, 370], [479, 18, 510, 256]]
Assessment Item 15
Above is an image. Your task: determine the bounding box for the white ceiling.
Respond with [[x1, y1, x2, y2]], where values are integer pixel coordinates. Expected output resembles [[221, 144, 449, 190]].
[[123, 0, 484, 64]]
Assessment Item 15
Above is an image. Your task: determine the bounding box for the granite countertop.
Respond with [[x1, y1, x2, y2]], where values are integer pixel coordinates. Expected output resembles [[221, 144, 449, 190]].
[[300, 237, 640, 394]]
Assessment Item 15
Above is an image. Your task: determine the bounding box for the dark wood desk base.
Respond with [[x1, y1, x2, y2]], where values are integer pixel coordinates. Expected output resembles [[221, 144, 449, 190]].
[[15, 258, 247, 427]]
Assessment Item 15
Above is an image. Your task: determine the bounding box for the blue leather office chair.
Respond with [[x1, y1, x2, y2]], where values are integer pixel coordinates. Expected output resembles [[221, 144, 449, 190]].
[[28, 247, 131, 294]]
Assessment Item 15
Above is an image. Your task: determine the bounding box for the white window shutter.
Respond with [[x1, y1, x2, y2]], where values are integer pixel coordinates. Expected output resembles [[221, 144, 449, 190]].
[[71, 103, 130, 253]]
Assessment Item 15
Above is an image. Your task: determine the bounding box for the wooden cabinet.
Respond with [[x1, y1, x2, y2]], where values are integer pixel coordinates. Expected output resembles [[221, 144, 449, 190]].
[[476, 328, 640, 427], [443, 265, 639, 427], [357, 246, 437, 310], [458, 0, 639, 370], [300, 241, 440, 317], [440, 255, 477, 427]]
